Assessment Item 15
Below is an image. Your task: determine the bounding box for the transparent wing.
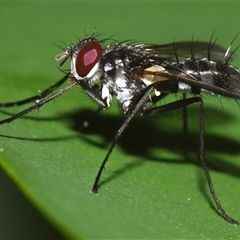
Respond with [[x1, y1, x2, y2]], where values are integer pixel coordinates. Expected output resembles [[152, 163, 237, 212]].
[[143, 41, 233, 62], [137, 65, 240, 99]]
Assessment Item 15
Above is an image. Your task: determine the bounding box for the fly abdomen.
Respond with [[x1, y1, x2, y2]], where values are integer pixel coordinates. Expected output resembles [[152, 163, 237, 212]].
[[166, 58, 240, 97]]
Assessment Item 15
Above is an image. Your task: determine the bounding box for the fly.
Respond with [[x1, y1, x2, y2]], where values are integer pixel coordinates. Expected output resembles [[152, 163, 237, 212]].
[[0, 32, 239, 225]]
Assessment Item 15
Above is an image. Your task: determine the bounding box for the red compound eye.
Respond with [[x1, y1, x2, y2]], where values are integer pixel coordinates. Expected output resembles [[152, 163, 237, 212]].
[[75, 41, 102, 77]]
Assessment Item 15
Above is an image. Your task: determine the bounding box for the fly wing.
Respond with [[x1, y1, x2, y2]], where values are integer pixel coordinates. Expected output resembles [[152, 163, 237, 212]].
[[136, 65, 240, 99], [159, 69, 240, 99], [143, 41, 234, 62]]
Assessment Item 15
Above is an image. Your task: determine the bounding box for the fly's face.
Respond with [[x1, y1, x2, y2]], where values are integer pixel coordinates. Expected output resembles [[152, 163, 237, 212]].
[[56, 37, 103, 86], [56, 37, 116, 108]]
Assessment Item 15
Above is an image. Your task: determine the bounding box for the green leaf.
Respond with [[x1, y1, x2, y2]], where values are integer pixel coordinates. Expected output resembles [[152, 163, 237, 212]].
[[1, 2, 240, 239]]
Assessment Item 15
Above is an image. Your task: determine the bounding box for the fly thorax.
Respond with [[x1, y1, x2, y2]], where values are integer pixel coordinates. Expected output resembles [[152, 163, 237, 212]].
[[112, 68, 146, 113]]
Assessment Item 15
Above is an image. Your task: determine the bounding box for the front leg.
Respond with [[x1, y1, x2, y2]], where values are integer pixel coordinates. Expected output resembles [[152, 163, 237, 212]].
[[79, 81, 109, 109]]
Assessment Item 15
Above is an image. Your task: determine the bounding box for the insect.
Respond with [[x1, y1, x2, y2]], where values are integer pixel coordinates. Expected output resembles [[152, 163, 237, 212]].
[[0, 32, 239, 225]]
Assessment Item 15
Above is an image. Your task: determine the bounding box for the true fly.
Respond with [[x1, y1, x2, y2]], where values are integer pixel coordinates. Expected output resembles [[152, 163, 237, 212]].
[[0, 32, 239, 225]]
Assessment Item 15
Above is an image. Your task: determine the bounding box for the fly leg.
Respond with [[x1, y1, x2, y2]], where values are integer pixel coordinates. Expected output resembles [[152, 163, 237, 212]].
[[91, 86, 155, 193], [0, 74, 70, 108], [141, 96, 238, 225], [0, 81, 78, 125]]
